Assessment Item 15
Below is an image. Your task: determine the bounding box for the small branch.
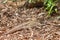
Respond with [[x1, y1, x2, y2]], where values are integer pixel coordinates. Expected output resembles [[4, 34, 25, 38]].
[[5, 20, 39, 34]]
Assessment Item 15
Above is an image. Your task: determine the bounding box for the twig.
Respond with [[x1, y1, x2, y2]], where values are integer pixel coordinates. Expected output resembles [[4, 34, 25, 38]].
[[5, 20, 39, 34]]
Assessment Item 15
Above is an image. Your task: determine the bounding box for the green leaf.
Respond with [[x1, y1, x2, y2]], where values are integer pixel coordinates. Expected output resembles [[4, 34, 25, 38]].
[[44, 0, 58, 16]]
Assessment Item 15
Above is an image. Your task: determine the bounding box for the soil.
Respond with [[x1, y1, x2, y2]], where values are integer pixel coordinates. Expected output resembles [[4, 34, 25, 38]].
[[0, 0, 60, 40]]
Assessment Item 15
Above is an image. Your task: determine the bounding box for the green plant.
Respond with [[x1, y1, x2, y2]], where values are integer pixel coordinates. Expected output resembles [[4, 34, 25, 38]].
[[27, 0, 58, 16], [44, 0, 58, 16]]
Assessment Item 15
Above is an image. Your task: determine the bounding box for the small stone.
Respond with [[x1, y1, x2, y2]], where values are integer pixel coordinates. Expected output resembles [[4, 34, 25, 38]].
[[55, 31, 60, 35], [4, 39, 8, 40], [15, 13, 19, 16]]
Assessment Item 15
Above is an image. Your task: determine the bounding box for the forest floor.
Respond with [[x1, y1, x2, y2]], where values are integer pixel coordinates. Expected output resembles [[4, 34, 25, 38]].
[[0, 0, 60, 40]]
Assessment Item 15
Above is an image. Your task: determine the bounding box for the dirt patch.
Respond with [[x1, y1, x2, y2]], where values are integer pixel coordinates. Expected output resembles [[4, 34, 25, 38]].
[[0, 0, 60, 40]]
